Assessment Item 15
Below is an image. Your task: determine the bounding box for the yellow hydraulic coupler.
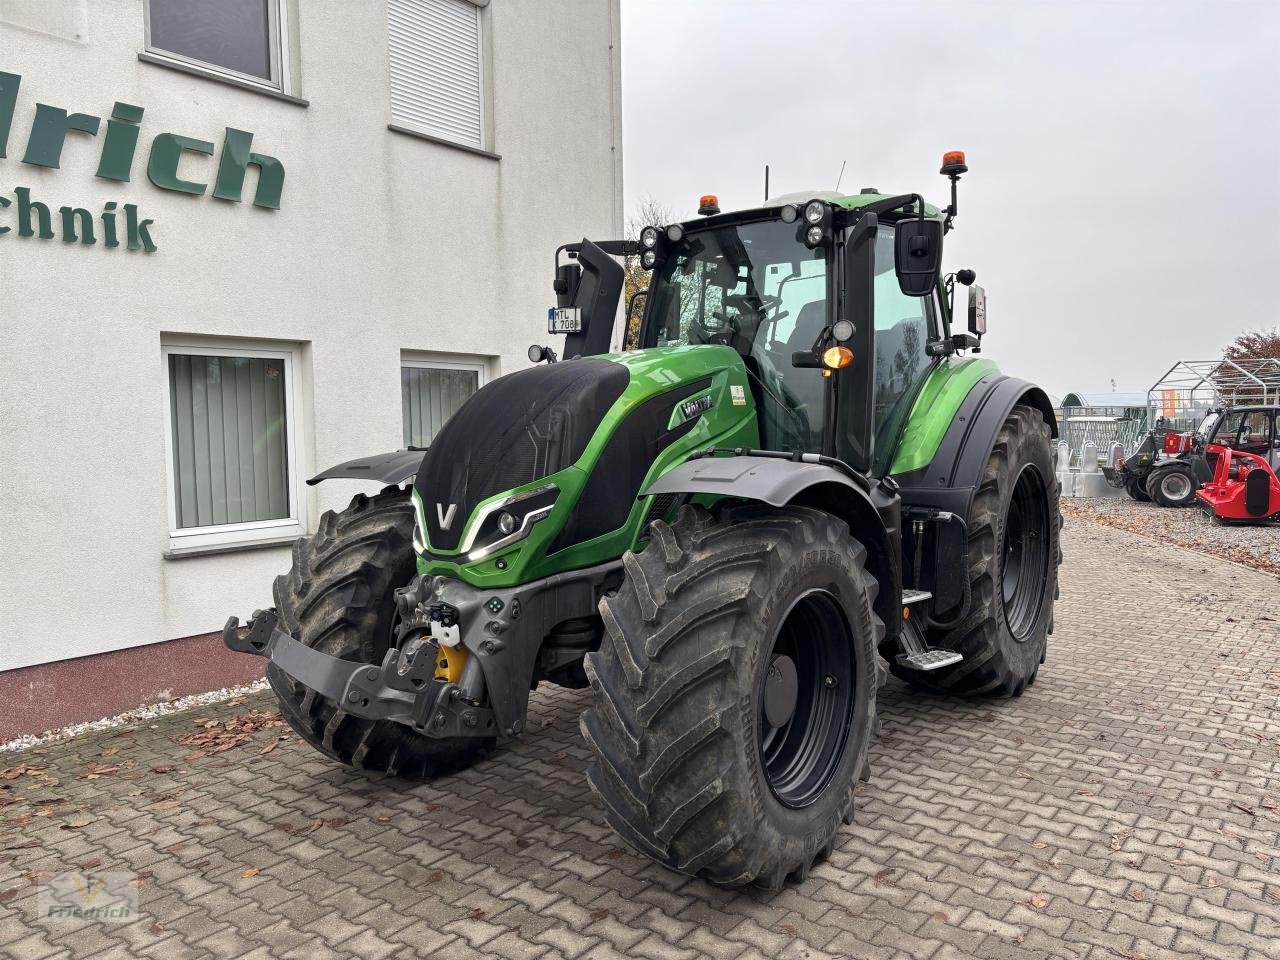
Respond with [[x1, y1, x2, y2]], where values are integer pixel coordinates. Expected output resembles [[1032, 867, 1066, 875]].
[[434, 645, 468, 684]]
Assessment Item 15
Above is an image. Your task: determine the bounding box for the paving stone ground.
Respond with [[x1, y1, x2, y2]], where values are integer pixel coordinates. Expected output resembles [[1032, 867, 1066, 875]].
[[2, 518, 1278, 960]]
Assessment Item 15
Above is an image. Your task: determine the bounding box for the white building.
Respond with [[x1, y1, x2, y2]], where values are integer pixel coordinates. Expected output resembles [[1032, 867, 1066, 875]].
[[0, 0, 622, 728]]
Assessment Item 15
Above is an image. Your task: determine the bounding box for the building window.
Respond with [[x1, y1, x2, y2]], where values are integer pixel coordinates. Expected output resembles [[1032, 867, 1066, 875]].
[[162, 340, 304, 552], [146, 0, 290, 91], [402, 354, 488, 447], [388, 0, 488, 151]]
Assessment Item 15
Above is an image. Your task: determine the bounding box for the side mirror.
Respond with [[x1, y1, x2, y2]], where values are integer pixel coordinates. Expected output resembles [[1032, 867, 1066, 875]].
[[554, 262, 581, 309], [895, 218, 944, 297], [967, 284, 987, 335]]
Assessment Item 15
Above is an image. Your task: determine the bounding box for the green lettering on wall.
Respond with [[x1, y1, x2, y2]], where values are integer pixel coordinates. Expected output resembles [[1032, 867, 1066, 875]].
[[101, 201, 119, 248], [147, 132, 214, 195], [213, 127, 284, 209], [22, 103, 101, 168], [0, 71, 19, 159], [0, 194, 10, 235], [59, 206, 95, 244], [125, 204, 156, 253], [15, 186, 53, 239], [96, 102, 144, 183]]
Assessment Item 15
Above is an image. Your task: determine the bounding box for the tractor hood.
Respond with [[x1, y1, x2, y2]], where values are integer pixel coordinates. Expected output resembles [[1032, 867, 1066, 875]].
[[412, 345, 759, 578]]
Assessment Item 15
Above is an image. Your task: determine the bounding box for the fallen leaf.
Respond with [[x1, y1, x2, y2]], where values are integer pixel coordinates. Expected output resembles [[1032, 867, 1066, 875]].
[[1031, 842, 1047, 850], [0, 888, 17, 903], [589, 908, 608, 922], [153, 800, 180, 811], [1231, 801, 1256, 816], [606, 848, 624, 860], [1116, 951, 1151, 960], [128, 878, 145, 889], [428, 870, 444, 882], [100, 748, 120, 757], [259, 740, 277, 755], [241, 868, 259, 879], [376, 816, 392, 823], [150, 923, 164, 935], [1028, 894, 1048, 910], [80, 858, 102, 870], [931, 911, 949, 923], [151, 766, 176, 774], [873, 868, 897, 888], [467, 908, 486, 921], [780, 923, 798, 936], [1110, 832, 1130, 852], [1128, 886, 1146, 902], [61, 819, 92, 829]]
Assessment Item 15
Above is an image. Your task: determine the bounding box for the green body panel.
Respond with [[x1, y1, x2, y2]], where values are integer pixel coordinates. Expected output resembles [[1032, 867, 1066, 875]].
[[830, 192, 943, 219], [888, 356, 1000, 476], [414, 344, 759, 588]]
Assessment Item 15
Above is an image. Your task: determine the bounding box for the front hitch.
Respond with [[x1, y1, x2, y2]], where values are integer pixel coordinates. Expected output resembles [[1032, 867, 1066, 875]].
[[222, 610, 494, 737]]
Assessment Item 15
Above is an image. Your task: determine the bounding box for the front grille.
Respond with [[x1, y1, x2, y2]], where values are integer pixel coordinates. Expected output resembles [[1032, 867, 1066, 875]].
[[414, 358, 629, 551]]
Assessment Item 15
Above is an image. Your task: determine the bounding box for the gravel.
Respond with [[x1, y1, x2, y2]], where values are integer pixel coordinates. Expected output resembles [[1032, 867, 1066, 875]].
[[1063, 497, 1280, 576], [0, 678, 270, 755]]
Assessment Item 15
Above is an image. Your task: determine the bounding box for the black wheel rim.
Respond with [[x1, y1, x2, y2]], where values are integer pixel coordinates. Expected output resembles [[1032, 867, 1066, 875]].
[[1001, 465, 1050, 641], [757, 589, 855, 808]]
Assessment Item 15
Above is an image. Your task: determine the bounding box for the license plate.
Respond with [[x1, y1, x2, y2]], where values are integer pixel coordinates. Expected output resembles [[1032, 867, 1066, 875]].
[[547, 307, 582, 334]]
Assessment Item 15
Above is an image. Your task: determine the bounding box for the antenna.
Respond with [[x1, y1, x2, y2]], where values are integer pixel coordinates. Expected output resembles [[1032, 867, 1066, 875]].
[[763, 164, 769, 202], [834, 160, 846, 192]]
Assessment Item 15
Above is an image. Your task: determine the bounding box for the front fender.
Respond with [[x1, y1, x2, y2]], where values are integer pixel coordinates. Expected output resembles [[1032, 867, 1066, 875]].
[[645, 456, 901, 631]]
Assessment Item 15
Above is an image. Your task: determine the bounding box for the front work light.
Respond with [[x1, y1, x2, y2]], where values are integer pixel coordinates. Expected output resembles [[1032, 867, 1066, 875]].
[[804, 200, 826, 224], [640, 226, 659, 248], [666, 224, 684, 242], [779, 204, 798, 223], [805, 225, 824, 246], [641, 250, 657, 269], [822, 346, 854, 369]]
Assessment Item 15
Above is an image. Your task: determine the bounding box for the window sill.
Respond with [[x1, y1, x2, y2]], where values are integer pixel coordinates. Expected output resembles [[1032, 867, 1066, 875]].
[[138, 52, 309, 107], [388, 124, 500, 161], [163, 531, 301, 560]]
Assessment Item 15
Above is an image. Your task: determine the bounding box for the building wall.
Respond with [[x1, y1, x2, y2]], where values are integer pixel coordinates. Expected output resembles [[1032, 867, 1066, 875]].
[[0, 0, 623, 672]]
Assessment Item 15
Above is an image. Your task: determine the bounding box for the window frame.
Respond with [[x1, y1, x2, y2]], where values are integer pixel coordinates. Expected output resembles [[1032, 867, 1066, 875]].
[[143, 0, 294, 96], [400, 351, 492, 448], [161, 337, 306, 554], [386, 0, 493, 154]]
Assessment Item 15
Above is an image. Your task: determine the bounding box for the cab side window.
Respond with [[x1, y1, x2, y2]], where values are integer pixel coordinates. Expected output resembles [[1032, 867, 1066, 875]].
[[872, 228, 933, 469]]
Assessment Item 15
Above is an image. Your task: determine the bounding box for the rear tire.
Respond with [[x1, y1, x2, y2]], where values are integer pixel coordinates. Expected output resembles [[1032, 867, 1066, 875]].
[[899, 404, 1061, 697], [1126, 476, 1152, 502], [1148, 462, 1197, 508], [581, 504, 881, 889], [268, 487, 494, 779]]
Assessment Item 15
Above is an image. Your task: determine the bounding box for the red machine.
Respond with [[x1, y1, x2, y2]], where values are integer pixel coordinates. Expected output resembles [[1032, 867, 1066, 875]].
[[1195, 443, 1280, 522]]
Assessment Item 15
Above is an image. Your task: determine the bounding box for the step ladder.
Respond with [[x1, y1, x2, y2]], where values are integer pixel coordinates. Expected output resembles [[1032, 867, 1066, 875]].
[[895, 590, 963, 672]]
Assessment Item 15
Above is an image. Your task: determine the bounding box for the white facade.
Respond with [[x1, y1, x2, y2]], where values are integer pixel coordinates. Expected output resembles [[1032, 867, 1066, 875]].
[[0, 0, 623, 671]]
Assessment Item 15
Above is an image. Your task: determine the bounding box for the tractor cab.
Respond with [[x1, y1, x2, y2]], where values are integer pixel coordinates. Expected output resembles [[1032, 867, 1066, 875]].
[[629, 160, 985, 476]]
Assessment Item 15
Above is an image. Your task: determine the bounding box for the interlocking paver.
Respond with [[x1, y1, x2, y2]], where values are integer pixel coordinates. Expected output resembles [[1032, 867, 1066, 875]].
[[2, 517, 1278, 958]]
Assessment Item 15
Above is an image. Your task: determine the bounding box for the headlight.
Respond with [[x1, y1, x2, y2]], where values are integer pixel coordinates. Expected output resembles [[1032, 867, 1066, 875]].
[[458, 485, 559, 562], [806, 225, 824, 246], [641, 250, 657, 269], [804, 200, 826, 224], [666, 224, 684, 242], [640, 226, 659, 248]]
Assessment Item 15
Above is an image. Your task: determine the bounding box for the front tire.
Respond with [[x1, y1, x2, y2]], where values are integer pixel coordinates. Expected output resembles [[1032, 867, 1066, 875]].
[[1148, 462, 1197, 507], [581, 504, 882, 889], [1126, 475, 1152, 502], [904, 404, 1061, 697], [268, 487, 494, 779]]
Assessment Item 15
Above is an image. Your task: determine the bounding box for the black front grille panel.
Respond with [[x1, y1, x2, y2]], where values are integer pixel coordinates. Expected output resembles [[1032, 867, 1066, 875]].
[[414, 359, 630, 551]]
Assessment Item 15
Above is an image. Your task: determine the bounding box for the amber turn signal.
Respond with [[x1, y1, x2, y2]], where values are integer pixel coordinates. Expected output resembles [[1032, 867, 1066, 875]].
[[822, 346, 854, 369]]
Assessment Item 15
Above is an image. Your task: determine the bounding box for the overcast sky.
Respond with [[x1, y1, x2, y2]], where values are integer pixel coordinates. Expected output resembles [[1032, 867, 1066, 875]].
[[620, 0, 1280, 399]]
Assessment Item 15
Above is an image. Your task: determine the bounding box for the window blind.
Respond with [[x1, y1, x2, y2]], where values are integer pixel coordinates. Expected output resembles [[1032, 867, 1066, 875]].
[[388, 0, 484, 149], [402, 366, 480, 447], [169, 354, 290, 529]]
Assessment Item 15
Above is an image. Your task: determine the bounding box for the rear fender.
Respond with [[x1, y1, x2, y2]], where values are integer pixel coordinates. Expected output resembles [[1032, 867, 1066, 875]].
[[645, 456, 901, 630], [306, 450, 425, 487]]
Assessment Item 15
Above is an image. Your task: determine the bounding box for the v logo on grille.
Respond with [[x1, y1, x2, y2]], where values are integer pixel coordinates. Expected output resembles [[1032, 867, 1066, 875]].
[[436, 502, 458, 531]]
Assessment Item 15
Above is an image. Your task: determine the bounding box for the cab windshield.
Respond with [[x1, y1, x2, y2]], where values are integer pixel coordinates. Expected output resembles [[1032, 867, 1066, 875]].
[[641, 219, 830, 451]]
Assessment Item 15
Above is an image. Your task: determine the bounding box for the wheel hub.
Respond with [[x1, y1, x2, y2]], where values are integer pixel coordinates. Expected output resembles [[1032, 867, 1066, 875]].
[[763, 654, 799, 728], [1163, 472, 1191, 499]]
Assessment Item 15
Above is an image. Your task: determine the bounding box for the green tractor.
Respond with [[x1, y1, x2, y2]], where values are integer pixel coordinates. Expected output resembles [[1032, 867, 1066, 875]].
[[225, 151, 1061, 888]]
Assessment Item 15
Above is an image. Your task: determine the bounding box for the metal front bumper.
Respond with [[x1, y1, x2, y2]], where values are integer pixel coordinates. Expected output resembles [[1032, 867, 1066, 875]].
[[225, 558, 622, 741], [222, 610, 483, 736]]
